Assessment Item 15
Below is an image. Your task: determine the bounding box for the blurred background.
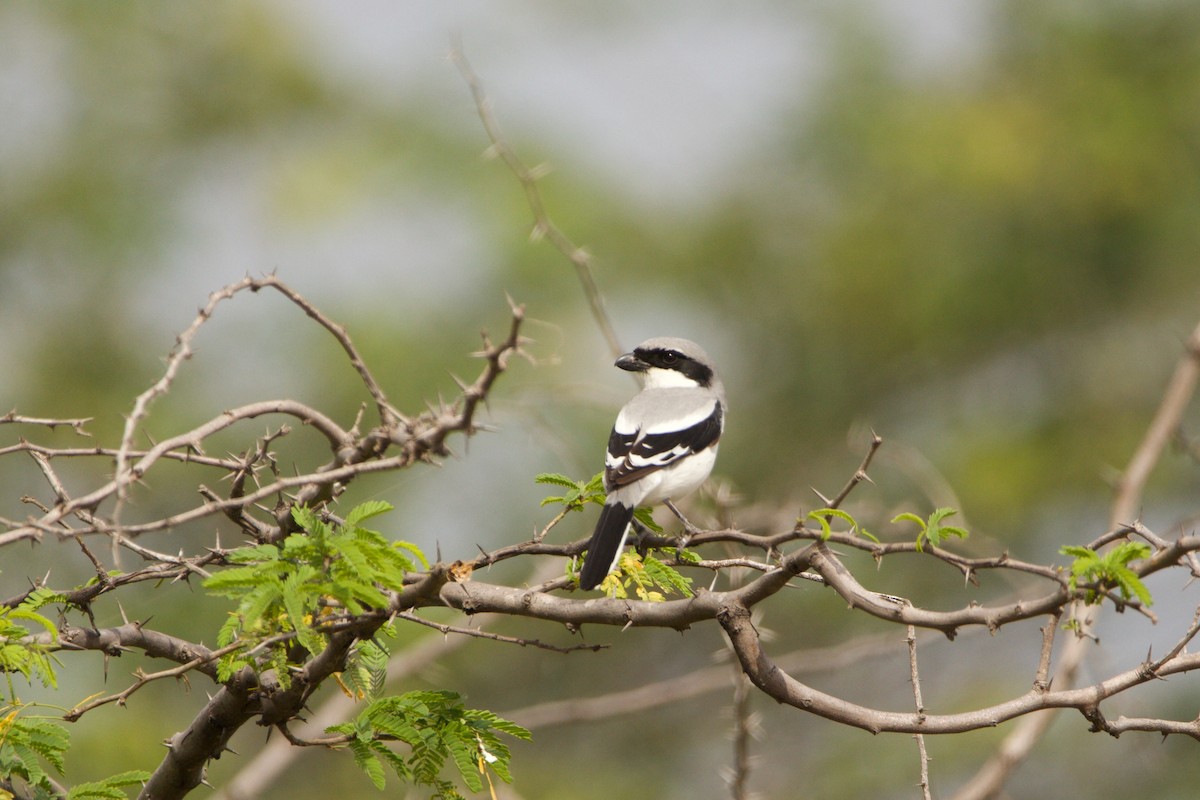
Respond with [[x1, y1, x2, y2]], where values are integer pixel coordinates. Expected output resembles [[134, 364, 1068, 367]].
[[2, 1, 1199, 797]]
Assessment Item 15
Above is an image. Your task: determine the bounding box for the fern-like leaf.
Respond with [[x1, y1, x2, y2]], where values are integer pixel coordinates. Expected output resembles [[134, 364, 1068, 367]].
[[66, 770, 151, 800], [345, 500, 395, 527]]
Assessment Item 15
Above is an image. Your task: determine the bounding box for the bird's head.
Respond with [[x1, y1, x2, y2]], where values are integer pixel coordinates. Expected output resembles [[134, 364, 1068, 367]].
[[616, 337, 716, 390]]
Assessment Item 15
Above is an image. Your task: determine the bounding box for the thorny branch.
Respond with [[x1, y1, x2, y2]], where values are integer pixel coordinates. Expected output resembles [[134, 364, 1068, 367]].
[[3, 278, 1199, 800], [907, 623, 933, 800], [952, 318, 1200, 800], [3, 277, 529, 800], [450, 41, 624, 361]]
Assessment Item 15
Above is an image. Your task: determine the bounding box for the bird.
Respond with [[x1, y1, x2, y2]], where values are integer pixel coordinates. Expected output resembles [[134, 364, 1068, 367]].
[[578, 337, 725, 591]]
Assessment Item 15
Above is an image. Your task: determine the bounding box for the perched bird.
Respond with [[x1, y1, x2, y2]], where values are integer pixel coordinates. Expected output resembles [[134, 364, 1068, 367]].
[[578, 337, 725, 591]]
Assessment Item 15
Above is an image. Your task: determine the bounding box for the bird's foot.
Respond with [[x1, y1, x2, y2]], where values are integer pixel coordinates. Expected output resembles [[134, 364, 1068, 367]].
[[663, 499, 701, 549]]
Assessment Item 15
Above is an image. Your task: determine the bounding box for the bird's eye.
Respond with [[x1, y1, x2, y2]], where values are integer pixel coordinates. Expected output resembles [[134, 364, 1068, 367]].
[[661, 351, 679, 364]]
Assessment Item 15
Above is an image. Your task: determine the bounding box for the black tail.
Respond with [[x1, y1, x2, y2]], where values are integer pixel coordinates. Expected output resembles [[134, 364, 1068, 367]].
[[579, 502, 634, 590]]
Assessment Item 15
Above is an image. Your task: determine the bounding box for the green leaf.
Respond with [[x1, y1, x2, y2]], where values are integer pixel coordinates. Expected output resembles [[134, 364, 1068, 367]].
[[891, 512, 927, 530], [207, 500, 412, 620], [280, 531, 321, 562], [348, 738, 388, 790], [344, 638, 389, 701], [345, 500, 395, 527], [922, 507, 969, 549], [291, 505, 326, 538], [0, 606, 60, 689], [16, 587, 67, 614], [393, 539, 429, 571], [534, 472, 580, 490], [201, 565, 275, 594], [281, 568, 324, 656], [0, 713, 71, 793], [893, 508, 969, 551], [664, 547, 701, 565], [202, 501, 435, 720], [640, 553, 694, 598], [446, 727, 484, 793], [1059, 541, 1154, 606], [813, 508, 857, 529], [465, 710, 531, 742], [10, 740, 51, 787], [1115, 565, 1153, 606], [600, 551, 692, 601], [330, 577, 390, 614], [240, 580, 286, 631], [18, 718, 70, 774], [632, 507, 664, 533], [67, 771, 151, 800], [808, 508, 878, 542], [8, 608, 58, 641], [331, 535, 382, 586], [225, 543, 283, 565], [537, 472, 606, 510], [337, 690, 527, 797], [1059, 545, 1096, 560]]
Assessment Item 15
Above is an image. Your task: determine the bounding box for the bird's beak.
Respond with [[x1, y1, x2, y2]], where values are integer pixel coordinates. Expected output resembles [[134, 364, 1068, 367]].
[[615, 352, 648, 372]]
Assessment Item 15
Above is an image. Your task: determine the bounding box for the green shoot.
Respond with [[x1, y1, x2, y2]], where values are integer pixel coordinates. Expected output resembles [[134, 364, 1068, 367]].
[[892, 508, 969, 551]]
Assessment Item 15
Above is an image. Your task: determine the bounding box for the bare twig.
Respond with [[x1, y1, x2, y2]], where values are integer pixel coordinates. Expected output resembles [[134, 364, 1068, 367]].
[[451, 41, 623, 360], [395, 610, 607, 654], [953, 319, 1200, 800], [110, 274, 402, 540], [64, 637, 253, 722], [0, 410, 92, 436], [250, 274, 401, 427], [907, 623, 933, 800], [1033, 611, 1061, 693], [1112, 322, 1200, 526], [114, 276, 262, 513], [813, 430, 883, 511]]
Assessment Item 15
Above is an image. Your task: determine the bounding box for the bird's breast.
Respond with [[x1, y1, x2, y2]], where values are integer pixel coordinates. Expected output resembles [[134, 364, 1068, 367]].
[[637, 444, 718, 507]]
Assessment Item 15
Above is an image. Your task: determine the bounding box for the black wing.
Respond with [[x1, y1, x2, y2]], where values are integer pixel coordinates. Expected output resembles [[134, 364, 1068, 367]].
[[605, 401, 722, 489]]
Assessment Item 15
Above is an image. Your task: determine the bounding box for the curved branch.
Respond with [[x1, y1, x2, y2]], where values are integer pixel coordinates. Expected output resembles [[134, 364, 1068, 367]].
[[806, 543, 1067, 636], [2, 400, 351, 546], [249, 274, 400, 427], [955, 318, 1200, 799], [718, 600, 1200, 736]]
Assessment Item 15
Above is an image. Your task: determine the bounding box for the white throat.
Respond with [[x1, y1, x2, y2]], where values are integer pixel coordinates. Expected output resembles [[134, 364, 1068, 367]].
[[640, 367, 700, 390]]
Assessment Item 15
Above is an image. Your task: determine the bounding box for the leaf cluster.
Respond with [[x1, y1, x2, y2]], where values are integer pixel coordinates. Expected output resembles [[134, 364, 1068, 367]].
[[65, 772, 152, 800], [0, 589, 64, 697], [806, 508, 878, 542], [0, 706, 148, 800], [200, 500, 536, 797], [536, 472, 605, 512], [540, 472, 669, 528], [202, 501, 427, 682], [598, 551, 693, 601], [326, 689, 530, 798], [339, 634, 392, 703], [0, 709, 68, 799], [1059, 542, 1153, 607], [892, 508, 969, 551]]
